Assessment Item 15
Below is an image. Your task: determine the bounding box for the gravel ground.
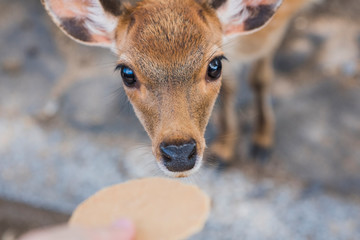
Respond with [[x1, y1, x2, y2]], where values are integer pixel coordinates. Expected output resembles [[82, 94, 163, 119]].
[[0, 0, 360, 239]]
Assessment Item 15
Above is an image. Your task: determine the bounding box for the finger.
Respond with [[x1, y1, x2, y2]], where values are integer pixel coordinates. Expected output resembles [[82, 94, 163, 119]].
[[19, 225, 84, 240], [19, 220, 135, 240], [89, 219, 135, 240]]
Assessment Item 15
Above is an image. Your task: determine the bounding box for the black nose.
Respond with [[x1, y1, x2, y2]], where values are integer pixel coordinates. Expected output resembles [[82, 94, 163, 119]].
[[160, 140, 197, 172]]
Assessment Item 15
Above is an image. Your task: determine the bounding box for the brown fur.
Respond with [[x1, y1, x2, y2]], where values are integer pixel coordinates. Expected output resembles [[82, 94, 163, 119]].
[[42, 0, 316, 175], [114, 0, 224, 164]]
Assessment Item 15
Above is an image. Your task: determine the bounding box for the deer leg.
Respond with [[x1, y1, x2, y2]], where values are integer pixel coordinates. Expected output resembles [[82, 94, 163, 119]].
[[249, 55, 275, 162], [36, 67, 78, 121], [209, 76, 238, 164]]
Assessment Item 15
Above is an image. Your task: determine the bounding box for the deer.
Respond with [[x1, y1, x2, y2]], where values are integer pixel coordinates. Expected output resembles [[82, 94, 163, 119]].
[[41, 0, 316, 178]]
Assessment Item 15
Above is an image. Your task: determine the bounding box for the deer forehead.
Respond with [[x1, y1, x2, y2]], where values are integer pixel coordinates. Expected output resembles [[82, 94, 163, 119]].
[[116, 0, 222, 86]]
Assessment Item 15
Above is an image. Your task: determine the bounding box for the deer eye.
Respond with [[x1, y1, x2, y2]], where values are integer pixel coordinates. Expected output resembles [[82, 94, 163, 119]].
[[207, 57, 223, 80], [116, 65, 137, 87]]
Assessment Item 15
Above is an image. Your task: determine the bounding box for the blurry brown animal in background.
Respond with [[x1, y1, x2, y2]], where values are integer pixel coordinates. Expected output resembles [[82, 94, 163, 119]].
[[41, 0, 315, 177]]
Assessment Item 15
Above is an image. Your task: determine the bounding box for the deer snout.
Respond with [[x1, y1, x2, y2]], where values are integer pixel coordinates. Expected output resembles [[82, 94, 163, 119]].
[[159, 139, 197, 172]]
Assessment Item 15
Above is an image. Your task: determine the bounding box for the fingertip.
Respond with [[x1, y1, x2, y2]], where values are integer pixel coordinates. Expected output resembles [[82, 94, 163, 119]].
[[112, 219, 133, 229], [111, 219, 135, 239]]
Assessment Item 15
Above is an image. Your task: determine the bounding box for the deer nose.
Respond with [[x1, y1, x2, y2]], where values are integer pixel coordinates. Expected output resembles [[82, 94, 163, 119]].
[[160, 140, 197, 172]]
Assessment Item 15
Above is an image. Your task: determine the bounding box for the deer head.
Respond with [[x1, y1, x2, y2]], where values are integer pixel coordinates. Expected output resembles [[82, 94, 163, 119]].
[[42, 0, 282, 177]]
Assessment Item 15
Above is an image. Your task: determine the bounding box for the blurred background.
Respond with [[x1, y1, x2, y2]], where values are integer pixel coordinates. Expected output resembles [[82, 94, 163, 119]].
[[0, 0, 360, 239]]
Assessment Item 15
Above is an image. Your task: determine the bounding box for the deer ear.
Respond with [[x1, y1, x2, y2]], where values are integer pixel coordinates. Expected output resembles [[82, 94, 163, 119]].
[[210, 0, 283, 36], [41, 0, 123, 48]]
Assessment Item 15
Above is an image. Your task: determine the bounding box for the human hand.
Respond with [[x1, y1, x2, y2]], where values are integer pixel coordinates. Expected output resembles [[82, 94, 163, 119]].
[[19, 219, 135, 240]]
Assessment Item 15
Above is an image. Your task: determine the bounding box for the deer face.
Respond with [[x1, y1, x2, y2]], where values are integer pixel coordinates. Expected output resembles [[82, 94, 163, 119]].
[[114, 0, 224, 177], [42, 0, 282, 177]]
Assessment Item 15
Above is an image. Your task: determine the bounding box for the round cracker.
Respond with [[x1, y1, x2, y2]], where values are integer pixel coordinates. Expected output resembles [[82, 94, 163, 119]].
[[69, 177, 210, 240]]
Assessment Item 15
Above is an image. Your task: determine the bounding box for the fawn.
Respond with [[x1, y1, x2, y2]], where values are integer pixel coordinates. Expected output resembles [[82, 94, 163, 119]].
[[42, 0, 315, 177]]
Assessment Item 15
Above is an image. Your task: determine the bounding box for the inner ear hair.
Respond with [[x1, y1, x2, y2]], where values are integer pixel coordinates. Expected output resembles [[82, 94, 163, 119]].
[[61, 18, 92, 42], [209, 0, 227, 9], [99, 0, 124, 16], [42, 0, 125, 47], [194, 0, 227, 9], [243, 4, 276, 31]]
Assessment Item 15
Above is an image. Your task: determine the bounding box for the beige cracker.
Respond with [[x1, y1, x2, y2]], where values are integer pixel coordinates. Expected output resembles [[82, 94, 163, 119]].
[[69, 177, 210, 240]]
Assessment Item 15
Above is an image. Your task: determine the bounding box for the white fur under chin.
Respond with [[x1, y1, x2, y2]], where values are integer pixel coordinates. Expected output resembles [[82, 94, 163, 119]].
[[157, 156, 203, 178]]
